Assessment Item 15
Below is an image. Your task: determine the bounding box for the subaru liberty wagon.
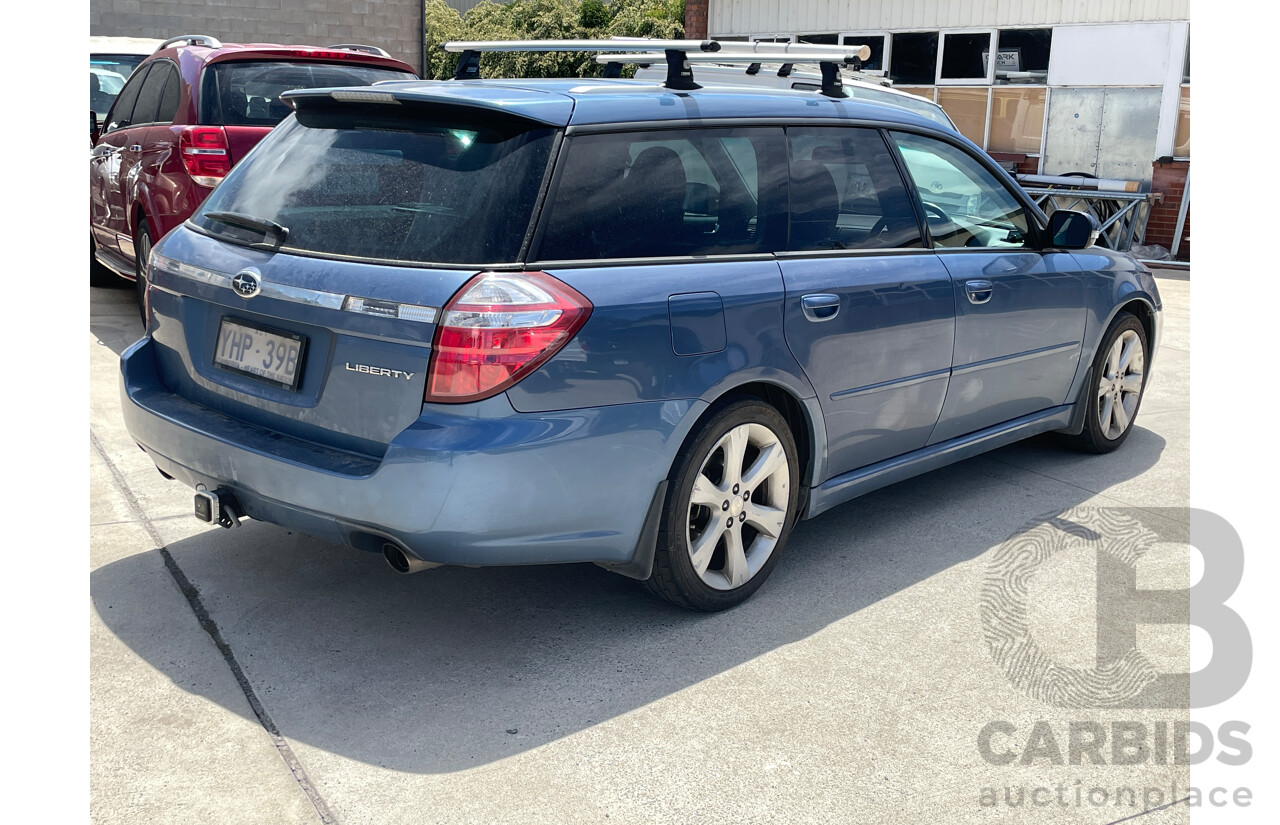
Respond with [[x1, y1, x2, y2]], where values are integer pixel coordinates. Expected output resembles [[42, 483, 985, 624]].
[[121, 52, 1161, 610]]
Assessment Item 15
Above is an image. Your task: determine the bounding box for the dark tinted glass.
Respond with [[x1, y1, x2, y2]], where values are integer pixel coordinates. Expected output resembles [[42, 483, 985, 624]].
[[156, 65, 181, 123], [940, 32, 992, 79], [105, 63, 150, 131], [889, 32, 938, 84], [131, 61, 172, 125], [537, 128, 786, 260], [200, 62, 413, 126], [786, 127, 922, 251], [193, 108, 554, 265]]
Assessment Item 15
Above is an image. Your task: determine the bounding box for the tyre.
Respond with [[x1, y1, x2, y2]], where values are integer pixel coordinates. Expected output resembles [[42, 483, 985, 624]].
[[1061, 312, 1149, 454], [644, 399, 800, 611], [89, 235, 116, 287], [134, 217, 152, 323]]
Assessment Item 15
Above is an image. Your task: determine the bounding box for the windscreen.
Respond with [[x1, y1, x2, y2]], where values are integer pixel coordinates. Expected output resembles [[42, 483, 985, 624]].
[[200, 62, 414, 126], [191, 106, 556, 265]]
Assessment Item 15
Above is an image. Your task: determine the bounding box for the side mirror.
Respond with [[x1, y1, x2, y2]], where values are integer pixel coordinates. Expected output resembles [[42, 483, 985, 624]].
[[1047, 210, 1100, 249], [90, 110, 100, 145]]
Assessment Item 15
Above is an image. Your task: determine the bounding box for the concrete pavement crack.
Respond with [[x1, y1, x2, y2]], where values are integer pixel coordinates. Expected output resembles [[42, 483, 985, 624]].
[[90, 428, 339, 825]]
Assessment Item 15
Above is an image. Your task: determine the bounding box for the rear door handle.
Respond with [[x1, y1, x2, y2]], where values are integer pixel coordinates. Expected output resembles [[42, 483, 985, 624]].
[[965, 279, 994, 305], [128, 144, 143, 152], [801, 293, 840, 322]]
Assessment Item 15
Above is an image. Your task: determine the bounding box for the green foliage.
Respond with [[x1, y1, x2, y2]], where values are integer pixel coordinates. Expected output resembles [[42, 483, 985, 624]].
[[421, 0, 686, 80]]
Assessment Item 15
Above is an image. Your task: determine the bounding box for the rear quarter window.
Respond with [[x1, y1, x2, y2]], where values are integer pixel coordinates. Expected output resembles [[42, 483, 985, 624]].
[[537, 127, 787, 260]]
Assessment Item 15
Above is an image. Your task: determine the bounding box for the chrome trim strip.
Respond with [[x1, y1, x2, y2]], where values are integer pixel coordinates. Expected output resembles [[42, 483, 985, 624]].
[[150, 254, 434, 319], [951, 342, 1080, 375], [830, 367, 950, 401]]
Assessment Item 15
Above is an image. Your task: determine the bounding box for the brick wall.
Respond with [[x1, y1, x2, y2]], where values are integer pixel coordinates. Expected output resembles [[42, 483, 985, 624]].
[[685, 0, 708, 39], [1143, 159, 1190, 261], [90, 0, 423, 74]]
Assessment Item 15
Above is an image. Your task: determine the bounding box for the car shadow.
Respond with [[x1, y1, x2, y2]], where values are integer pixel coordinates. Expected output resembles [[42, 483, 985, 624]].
[[90, 281, 144, 357], [90, 426, 1168, 774]]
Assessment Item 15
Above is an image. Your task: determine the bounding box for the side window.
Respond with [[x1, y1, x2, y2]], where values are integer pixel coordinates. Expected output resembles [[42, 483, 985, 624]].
[[105, 64, 151, 132], [156, 65, 181, 124], [891, 132, 1031, 249], [129, 62, 171, 127], [536, 128, 786, 260], [786, 127, 923, 251]]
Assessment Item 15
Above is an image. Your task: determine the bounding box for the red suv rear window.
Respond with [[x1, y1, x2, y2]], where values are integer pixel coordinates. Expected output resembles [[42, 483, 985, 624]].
[[199, 61, 413, 126]]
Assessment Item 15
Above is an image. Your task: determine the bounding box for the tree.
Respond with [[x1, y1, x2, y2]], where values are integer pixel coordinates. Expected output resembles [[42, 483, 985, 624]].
[[421, 0, 686, 80]]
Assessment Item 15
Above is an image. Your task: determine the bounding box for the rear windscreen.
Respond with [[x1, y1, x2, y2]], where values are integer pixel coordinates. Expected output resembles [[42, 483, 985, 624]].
[[200, 62, 413, 126], [191, 106, 556, 265]]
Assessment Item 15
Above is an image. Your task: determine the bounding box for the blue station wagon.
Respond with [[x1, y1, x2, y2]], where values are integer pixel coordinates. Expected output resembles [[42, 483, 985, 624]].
[[120, 42, 1161, 610]]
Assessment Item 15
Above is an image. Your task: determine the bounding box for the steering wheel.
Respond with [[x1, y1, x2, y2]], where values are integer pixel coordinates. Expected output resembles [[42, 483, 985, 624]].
[[870, 201, 952, 238]]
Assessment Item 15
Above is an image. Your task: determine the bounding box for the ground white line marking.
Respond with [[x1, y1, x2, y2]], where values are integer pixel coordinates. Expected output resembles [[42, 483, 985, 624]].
[[90, 429, 338, 825]]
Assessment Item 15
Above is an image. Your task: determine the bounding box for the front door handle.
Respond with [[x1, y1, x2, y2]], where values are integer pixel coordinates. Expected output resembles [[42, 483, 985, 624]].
[[965, 279, 994, 305], [801, 293, 840, 322], [128, 144, 143, 152]]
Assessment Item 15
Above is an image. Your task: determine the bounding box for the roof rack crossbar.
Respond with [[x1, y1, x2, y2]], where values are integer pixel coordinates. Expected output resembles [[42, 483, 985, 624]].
[[442, 39, 719, 54], [595, 51, 868, 66], [157, 34, 222, 52], [442, 39, 719, 90], [325, 43, 391, 58]]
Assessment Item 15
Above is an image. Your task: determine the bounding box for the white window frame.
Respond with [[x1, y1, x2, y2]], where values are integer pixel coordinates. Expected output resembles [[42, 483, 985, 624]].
[[936, 29, 997, 86]]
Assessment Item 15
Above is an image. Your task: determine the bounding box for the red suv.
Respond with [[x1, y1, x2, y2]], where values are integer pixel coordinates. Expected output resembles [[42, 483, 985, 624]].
[[89, 34, 415, 303]]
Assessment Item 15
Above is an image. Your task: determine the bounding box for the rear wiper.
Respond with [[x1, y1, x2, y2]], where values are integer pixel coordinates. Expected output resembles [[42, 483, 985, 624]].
[[204, 211, 290, 249]]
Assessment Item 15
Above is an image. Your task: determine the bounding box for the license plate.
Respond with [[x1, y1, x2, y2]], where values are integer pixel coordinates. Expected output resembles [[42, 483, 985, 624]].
[[214, 317, 306, 389]]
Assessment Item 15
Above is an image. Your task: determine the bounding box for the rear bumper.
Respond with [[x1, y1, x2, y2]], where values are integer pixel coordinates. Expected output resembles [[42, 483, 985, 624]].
[[121, 336, 701, 566]]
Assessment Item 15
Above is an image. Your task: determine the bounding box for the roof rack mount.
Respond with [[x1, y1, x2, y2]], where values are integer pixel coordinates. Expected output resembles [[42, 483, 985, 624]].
[[157, 34, 222, 52], [325, 43, 391, 58], [442, 38, 720, 89], [594, 47, 873, 97]]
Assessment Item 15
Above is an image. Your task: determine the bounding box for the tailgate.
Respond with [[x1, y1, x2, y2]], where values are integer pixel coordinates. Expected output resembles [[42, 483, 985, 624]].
[[147, 227, 476, 457]]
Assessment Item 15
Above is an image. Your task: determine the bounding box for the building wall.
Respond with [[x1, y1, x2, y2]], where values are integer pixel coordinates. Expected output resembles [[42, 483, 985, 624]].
[[89, 0, 423, 74], [709, 0, 1191, 36]]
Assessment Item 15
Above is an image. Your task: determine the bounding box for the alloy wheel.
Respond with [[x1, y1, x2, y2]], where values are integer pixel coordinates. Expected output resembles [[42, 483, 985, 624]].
[[1097, 328, 1144, 440]]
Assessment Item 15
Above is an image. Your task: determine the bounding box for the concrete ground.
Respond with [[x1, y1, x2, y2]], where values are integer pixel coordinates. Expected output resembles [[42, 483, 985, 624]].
[[90, 273, 1191, 825]]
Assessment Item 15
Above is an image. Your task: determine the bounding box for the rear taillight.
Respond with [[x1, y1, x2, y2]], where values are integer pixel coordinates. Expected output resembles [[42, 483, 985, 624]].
[[180, 126, 231, 187], [425, 271, 592, 404]]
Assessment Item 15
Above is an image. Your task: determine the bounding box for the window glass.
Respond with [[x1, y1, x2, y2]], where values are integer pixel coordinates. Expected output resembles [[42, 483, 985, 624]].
[[786, 127, 922, 251], [156, 65, 181, 124], [937, 88, 989, 145], [890, 32, 939, 84], [841, 35, 885, 72], [1174, 86, 1190, 157], [200, 62, 414, 127], [892, 132, 1030, 249], [537, 128, 786, 260], [105, 63, 151, 131], [989, 88, 1046, 153], [995, 28, 1051, 84], [797, 33, 838, 46], [941, 32, 993, 80], [131, 61, 172, 126], [194, 111, 555, 265]]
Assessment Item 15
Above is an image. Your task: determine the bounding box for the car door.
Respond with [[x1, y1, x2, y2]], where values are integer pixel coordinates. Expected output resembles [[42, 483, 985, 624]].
[[777, 126, 955, 478], [92, 62, 163, 257], [889, 131, 1087, 443], [91, 62, 152, 254]]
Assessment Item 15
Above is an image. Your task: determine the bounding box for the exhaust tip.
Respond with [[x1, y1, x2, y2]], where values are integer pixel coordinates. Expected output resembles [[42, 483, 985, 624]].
[[382, 542, 439, 574]]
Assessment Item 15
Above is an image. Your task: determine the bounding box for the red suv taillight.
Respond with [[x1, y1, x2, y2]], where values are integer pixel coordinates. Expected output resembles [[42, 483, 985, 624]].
[[180, 126, 231, 187], [425, 271, 592, 403]]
